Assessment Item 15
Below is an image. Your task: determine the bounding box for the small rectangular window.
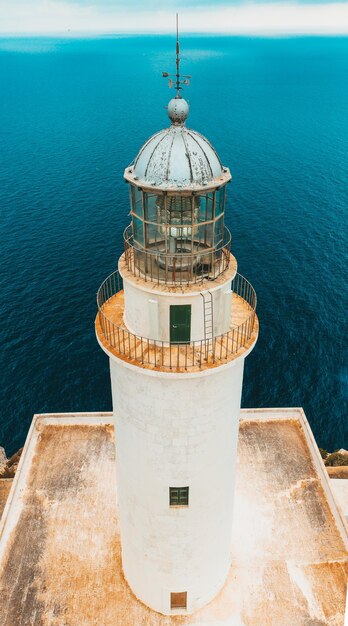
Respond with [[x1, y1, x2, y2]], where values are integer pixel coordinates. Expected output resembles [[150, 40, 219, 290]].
[[171, 591, 187, 610], [169, 486, 189, 507]]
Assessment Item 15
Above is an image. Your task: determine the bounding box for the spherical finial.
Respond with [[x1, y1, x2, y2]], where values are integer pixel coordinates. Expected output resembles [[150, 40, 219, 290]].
[[168, 97, 189, 125]]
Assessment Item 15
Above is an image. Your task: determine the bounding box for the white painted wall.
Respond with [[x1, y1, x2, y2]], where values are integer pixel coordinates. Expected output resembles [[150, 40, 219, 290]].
[[121, 275, 232, 342], [109, 355, 245, 614]]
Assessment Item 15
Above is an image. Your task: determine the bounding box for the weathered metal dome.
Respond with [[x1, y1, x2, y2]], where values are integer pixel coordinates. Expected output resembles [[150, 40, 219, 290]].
[[128, 97, 227, 190]]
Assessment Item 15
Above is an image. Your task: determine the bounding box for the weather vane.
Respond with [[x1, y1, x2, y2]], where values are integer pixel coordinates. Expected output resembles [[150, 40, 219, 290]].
[[162, 13, 191, 97]]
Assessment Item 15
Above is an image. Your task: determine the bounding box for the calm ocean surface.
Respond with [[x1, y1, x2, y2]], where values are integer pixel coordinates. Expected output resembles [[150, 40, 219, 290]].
[[0, 35, 347, 455]]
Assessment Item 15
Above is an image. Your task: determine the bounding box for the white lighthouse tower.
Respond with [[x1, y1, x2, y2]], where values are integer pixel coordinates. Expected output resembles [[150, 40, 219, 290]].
[[96, 32, 258, 616]]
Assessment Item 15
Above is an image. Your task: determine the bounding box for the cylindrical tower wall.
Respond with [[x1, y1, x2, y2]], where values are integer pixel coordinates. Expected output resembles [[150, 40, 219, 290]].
[[109, 355, 245, 614]]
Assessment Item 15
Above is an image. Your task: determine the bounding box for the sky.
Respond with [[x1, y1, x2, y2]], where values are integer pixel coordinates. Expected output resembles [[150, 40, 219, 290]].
[[0, 0, 347, 35]]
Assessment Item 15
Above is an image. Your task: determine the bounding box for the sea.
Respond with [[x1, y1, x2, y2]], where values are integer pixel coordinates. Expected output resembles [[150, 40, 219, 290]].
[[0, 35, 347, 456]]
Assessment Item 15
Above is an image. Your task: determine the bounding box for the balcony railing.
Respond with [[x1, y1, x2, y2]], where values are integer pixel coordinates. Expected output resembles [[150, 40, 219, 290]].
[[97, 270, 257, 371], [123, 224, 231, 285]]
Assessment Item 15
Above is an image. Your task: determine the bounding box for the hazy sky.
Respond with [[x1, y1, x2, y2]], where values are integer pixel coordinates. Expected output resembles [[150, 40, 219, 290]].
[[0, 0, 347, 35]]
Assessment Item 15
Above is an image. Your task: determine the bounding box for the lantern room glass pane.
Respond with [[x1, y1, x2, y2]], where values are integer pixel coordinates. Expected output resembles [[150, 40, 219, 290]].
[[166, 195, 193, 225], [197, 223, 214, 248], [145, 222, 162, 248], [197, 192, 214, 222], [133, 215, 144, 247], [144, 193, 158, 223], [215, 187, 226, 217], [214, 215, 224, 247], [131, 186, 143, 218]]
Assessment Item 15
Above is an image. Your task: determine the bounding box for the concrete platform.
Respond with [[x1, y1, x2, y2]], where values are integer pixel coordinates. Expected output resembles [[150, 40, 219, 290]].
[[0, 479, 12, 520], [331, 479, 348, 523], [0, 409, 347, 626]]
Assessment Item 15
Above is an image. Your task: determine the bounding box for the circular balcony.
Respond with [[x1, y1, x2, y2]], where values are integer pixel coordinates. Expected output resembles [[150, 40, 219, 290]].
[[96, 270, 258, 372], [123, 224, 232, 286]]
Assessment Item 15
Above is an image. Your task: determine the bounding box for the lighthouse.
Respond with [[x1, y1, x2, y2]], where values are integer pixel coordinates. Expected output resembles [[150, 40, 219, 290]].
[[95, 33, 258, 616]]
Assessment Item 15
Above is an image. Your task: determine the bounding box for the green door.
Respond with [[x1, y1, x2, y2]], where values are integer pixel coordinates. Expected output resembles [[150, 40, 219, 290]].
[[170, 305, 191, 343]]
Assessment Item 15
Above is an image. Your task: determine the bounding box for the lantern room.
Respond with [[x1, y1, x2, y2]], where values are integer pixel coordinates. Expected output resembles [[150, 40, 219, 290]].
[[123, 97, 232, 284]]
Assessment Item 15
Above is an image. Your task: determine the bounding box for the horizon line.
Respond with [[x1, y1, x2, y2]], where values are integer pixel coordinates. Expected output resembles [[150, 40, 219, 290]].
[[1, 2, 348, 38], [1, 31, 348, 38]]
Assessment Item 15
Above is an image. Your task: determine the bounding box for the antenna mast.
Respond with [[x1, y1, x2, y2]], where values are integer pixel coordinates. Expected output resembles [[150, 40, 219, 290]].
[[176, 13, 180, 96], [162, 13, 191, 98]]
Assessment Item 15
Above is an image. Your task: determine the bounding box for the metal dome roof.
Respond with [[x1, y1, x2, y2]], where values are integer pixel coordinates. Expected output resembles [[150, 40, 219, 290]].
[[130, 124, 224, 190], [124, 96, 231, 191]]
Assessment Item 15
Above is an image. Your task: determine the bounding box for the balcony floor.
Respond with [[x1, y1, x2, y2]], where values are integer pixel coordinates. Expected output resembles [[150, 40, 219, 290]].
[[96, 289, 258, 372]]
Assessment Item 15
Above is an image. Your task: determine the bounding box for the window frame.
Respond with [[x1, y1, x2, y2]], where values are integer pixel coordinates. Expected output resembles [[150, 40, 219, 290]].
[[169, 486, 189, 507]]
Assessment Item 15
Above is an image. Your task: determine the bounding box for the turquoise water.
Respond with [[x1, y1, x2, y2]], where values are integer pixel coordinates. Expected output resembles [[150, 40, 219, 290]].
[[0, 36, 347, 455]]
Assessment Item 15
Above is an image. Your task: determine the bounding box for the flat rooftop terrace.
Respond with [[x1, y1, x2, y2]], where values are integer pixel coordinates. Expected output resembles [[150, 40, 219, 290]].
[[0, 409, 347, 626]]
